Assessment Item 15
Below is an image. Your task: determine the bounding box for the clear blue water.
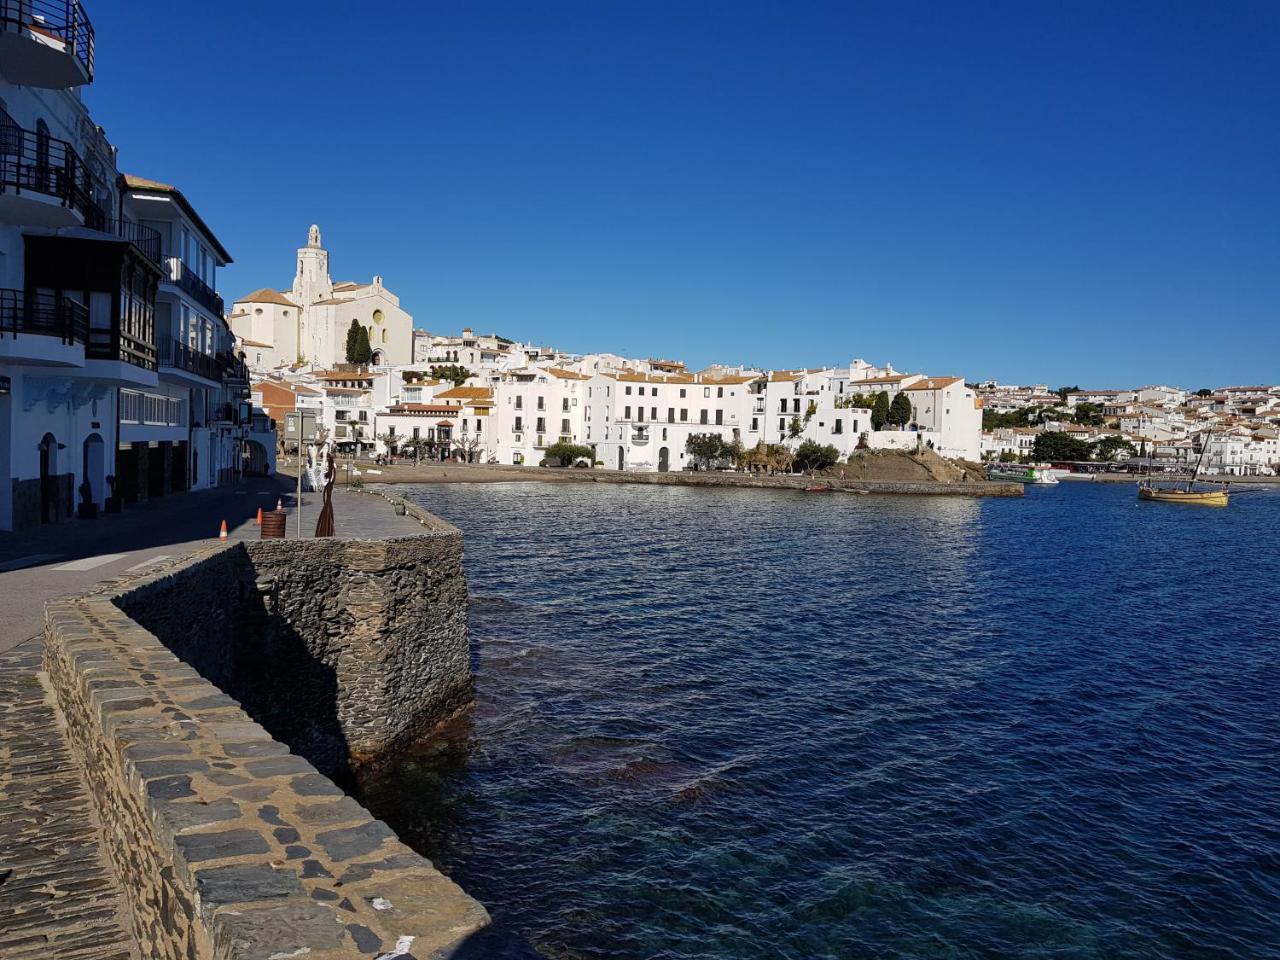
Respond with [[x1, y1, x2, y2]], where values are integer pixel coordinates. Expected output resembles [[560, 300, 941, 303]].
[[360, 481, 1280, 960]]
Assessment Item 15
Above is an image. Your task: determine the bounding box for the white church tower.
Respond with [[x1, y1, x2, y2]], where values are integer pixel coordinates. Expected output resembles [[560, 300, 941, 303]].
[[291, 224, 333, 307]]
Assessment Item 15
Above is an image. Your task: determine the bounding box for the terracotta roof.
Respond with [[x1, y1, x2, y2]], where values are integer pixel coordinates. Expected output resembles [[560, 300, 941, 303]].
[[434, 386, 493, 400], [606, 371, 695, 384], [386, 404, 458, 414], [315, 370, 375, 381], [235, 288, 298, 308], [120, 173, 233, 263], [546, 367, 591, 381], [324, 387, 367, 395], [769, 371, 802, 382], [701, 374, 760, 385], [238, 338, 273, 348], [903, 376, 964, 392], [855, 374, 915, 385]]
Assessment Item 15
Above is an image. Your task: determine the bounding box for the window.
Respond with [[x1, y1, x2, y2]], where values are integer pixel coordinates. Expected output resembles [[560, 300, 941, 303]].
[[515, 417, 523, 431], [662, 428, 667, 441], [637, 408, 645, 422], [700, 410, 708, 425], [717, 387, 724, 398], [562, 398, 569, 411], [515, 396, 523, 409], [680, 409, 688, 422], [536, 417, 546, 433], [650, 407, 657, 420], [624, 406, 631, 419], [715, 410, 723, 425], [679, 389, 686, 398], [852, 419, 859, 433], [625, 386, 632, 395], [779, 418, 786, 433], [780, 399, 787, 412], [561, 418, 570, 434], [751, 417, 758, 432], [793, 399, 801, 413], [833, 419, 843, 434], [537, 396, 545, 411], [704, 387, 711, 398], [667, 408, 675, 422]]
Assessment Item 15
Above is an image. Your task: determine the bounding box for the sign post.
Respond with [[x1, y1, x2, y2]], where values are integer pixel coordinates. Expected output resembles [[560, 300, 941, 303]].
[[283, 410, 318, 538]]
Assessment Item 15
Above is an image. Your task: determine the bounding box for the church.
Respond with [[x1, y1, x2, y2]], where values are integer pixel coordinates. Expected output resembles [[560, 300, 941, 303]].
[[229, 225, 414, 371]]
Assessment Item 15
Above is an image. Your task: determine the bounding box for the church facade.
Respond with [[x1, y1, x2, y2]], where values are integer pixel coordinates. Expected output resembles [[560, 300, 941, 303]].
[[230, 225, 414, 371]]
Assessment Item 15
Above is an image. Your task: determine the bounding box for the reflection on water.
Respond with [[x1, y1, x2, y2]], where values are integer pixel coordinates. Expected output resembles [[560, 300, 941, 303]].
[[359, 481, 1280, 960]]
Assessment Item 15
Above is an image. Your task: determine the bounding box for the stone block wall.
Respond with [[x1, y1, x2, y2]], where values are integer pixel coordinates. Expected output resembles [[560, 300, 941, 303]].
[[112, 527, 471, 782], [44, 594, 489, 960]]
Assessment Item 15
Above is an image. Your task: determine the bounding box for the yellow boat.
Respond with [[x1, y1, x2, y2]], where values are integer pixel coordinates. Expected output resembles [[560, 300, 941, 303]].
[[1137, 483, 1230, 507], [1137, 432, 1229, 506]]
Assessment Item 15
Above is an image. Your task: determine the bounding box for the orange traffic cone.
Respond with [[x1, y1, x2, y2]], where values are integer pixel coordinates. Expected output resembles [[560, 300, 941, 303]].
[[218, 520, 228, 541], [255, 507, 263, 525]]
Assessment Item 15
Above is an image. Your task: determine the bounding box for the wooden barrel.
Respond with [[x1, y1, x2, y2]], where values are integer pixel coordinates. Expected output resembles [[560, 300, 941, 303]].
[[260, 510, 287, 539]]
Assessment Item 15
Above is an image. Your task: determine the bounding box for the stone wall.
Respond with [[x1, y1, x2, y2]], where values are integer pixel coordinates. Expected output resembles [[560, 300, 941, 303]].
[[563, 469, 1024, 497], [43, 591, 488, 960], [113, 528, 471, 782]]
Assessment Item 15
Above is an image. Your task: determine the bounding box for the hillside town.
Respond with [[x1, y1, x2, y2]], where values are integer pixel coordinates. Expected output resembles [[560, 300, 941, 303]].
[[0, 13, 1274, 536]]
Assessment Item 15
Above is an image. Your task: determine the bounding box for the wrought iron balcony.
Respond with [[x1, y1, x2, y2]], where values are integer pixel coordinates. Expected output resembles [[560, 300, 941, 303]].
[[0, 113, 102, 224], [162, 255, 223, 317], [0, 0, 95, 86], [102, 218, 161, 264], [0, 287, 87, 342], [86, 326, 156, 371], [158, 336, 220, 381]]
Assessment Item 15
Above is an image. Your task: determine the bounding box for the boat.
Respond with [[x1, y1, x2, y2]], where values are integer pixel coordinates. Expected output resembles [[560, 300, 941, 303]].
[[987, 464, 1059, 485], [803, 485, 834, 493], [1137, 432, 1230, 507]]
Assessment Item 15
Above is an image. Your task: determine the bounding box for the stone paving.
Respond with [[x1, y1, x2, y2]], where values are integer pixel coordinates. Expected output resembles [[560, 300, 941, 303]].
[[0, 641, 137, 960]]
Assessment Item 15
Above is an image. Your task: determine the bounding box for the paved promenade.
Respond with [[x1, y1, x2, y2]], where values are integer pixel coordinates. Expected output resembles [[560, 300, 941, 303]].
[[0, 480, 425, 958]]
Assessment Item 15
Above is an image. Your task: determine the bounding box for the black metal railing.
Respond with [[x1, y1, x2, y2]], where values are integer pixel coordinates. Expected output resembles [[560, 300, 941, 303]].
[[0, 112, 101, 221], [0, 0, 95, 81], [102, 218, 161, 264], [158, 336, 220, 381], [0, 287, 87, 343], [162, 255, 223, 316], [86, 326, 156, 370]]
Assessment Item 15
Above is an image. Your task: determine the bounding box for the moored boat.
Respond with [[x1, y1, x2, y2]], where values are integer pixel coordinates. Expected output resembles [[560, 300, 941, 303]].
[[1137, 431, 1229, 507], [987, 464, 1059, 485]]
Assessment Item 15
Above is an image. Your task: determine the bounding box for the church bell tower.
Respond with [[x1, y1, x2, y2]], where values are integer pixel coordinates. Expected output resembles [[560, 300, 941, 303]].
[[291, 224, 333, 306]]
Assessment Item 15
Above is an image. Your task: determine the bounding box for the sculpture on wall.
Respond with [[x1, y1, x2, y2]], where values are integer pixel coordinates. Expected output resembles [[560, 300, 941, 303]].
[[314, 451, 336, 538]]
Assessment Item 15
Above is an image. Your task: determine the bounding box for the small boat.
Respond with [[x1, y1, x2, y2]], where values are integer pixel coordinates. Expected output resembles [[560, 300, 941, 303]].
[[987, 464, 1059, 485], [804, 485, 834, 493], [1137, 485, 1229, 507], [1137, 431, 1229, 507]]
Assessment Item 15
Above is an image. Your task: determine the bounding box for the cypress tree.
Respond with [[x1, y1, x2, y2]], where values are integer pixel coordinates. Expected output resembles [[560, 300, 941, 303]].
[[871, 391, 890, 431], [344, 319, 362, 363]]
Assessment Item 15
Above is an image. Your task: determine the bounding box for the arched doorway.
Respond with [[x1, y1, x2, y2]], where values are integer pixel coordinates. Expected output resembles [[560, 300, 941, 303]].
[[82, 434, 105, 507], [39, 433, 57, 523], [658, 446, 670, 472], [616, 447, 624, 471], [370, 349, 384, 365]]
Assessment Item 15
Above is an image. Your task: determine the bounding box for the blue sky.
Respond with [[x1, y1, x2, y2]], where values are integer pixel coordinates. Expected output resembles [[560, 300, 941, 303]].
[[87, 1, 1278, 388]]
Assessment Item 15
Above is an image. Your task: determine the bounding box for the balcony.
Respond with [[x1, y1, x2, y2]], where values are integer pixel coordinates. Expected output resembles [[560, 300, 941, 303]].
[[162, 255, 223, 317], [158, 336, 220, 383], [0, 287, 86, 365], [0, 0, 95, 88], [102, 218, 161, 264], [0, 115, 101, 227], [86, 326, 155, 372]]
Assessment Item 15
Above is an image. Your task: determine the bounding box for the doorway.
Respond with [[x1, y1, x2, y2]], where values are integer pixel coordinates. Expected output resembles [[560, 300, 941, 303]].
[[39, 433, 57, 523], [82, 433, 105, 506], [658, 446, 670, 472]]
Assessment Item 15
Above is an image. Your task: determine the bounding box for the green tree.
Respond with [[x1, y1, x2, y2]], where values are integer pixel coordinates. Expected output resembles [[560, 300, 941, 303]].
[[428, 364, 474, 387], [1195, 388, 1213, 398], [347, 324, 372, 364], [888, 392, 913, 428], [344, 319, 363, 363], [685, 433, 727, 470], [1093, 435, 1137, 462], [542, 440, 593, 467], [871, 391, 890, 431], [1056, 385, 1080, 404], [1033, 431, 1092, 462], [1073, 402, 1105, 426], [793, 440, 840, 473]]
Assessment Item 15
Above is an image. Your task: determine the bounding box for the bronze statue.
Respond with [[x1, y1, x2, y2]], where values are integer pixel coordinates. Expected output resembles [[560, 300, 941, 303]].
[[314, 452, 336, 537]]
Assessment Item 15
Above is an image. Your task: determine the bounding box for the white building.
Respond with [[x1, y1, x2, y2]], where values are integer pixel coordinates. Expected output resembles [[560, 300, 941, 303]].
[[230, 225, 414, 371], [0, 9, 259, 530]]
